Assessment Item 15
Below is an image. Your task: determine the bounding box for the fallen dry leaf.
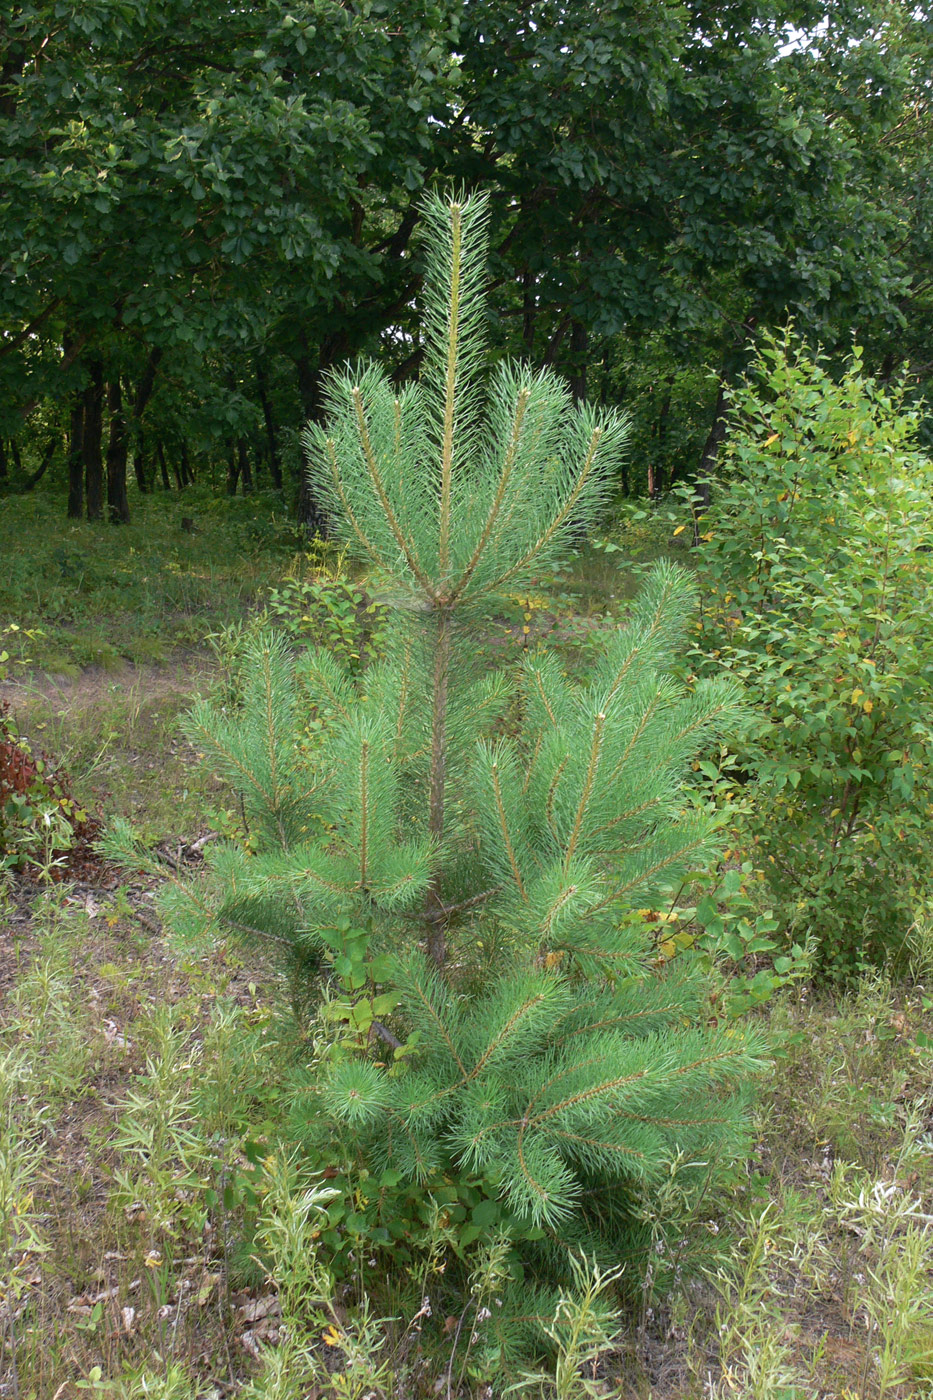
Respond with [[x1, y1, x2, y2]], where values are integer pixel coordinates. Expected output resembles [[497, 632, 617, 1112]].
[[237, 1294, 280, 1323]]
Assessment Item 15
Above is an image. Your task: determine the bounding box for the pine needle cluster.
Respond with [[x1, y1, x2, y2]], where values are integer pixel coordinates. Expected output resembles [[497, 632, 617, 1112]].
[[107, 191, 764, 1304]]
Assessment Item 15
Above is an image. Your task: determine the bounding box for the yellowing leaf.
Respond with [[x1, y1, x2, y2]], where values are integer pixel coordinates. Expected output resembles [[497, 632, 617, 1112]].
[[851, 688, 863, 705], [764, 433, 778, 447], [672, 524, 687, 537], [863, 699, 873, 714], [322, 1326, 342, 1347]]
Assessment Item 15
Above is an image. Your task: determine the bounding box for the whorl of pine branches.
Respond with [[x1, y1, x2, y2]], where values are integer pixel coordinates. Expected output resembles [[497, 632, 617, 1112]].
[[302, 193, 628, 614]]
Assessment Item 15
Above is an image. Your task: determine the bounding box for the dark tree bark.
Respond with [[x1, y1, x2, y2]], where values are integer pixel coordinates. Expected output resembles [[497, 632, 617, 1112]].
[[541, 314, 571, 368], [294, 348, 317, 418], [134, 429, 149, 493], [127, 348, 162, 493], [567, 319, 588, 404], [255, 362, 282, 489], [156, 439, 171, 490], [238, 438, 253, 493], [106, 377, 130, 523], [67, 396, 85, 517], [226, 439, 240, 496], [292, 342, 327, 534], [390, 347, 424, 387], [180, 440, 193, 486], [132, 347, 162, 421], [83, 358, 105, 521], [521, 267, 537, 355], [19, 434, 58, 491], [0, 440, 7, 485], [693, 315, 758, 514], [650, 384, 673, 496], [694, 379, 729, 513], [878, 350, 899, 383]]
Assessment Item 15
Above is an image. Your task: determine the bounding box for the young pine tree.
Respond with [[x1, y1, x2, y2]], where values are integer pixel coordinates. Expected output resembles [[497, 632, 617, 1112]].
[[109, 191, 764, 1321]]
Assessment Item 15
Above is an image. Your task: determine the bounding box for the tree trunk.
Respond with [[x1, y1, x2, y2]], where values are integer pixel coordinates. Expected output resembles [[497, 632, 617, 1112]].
[[106, 378, 130, 523], [180, 440, 193, 487], [134, 429, 149, 493], [67, 397, 85, 517], [0, 440, 7, 485], [256, 362, 282, 489], [84, 358, 104, 521], [694, 379, 729, 513], [156, 439, 171, 490], [20, 434, 58, 491], [226, 440, 240, 495], [132, 347, 162, 421], [238, 438, 253, 493], [293, 340, 328, 534], [426, 607, 453, 969], [567, 320, 588, 404], [650, 385, 673, 495], [692, 315, 757, 514], [128, 349, 162, 493], [522, 267, 537, 355]]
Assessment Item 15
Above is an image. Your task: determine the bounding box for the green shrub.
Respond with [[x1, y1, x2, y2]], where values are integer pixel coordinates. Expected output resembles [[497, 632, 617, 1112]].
[[687, 332, 933, 975], [264, 553, 386, 671], [0, 701, 100, 885]]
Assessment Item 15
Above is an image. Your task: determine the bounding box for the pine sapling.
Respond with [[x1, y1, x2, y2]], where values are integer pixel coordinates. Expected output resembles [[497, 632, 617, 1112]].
[[106, 190, 765, 1326]]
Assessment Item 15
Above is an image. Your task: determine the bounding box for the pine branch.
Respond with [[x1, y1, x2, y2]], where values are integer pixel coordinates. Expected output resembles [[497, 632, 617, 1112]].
[[351, 386, 434, 593]]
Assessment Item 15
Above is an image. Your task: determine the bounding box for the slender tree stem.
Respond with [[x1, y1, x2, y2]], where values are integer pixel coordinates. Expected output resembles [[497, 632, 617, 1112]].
[[438, 204, 462, 579], [426, 606, 452, 966]]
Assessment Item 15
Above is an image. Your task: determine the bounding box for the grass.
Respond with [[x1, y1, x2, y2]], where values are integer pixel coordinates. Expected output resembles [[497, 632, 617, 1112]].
[[0, 487, 300, 676], [2, 889, 930, 1399], [2, 488, 932, 1398]]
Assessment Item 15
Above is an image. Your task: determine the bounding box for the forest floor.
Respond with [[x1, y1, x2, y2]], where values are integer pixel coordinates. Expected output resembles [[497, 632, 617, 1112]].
[[1, 490, 932, 1399]]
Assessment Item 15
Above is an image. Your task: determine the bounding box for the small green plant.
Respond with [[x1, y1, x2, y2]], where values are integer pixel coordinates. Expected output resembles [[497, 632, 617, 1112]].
[[0, 699, 99, 885], [76, 1362, 208, 1399], [0, 1048, 48, 1392], [247, 1152, 396, 1399], [709, 1203, 810, 1400], [509, 1253, 625, 1399], [264, 556, 386, 672], [110, 1008, 211, 1238], [683, 332, 933, 975], [824, 1118, 933, 1400], [10, 939, 91, 1098]]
